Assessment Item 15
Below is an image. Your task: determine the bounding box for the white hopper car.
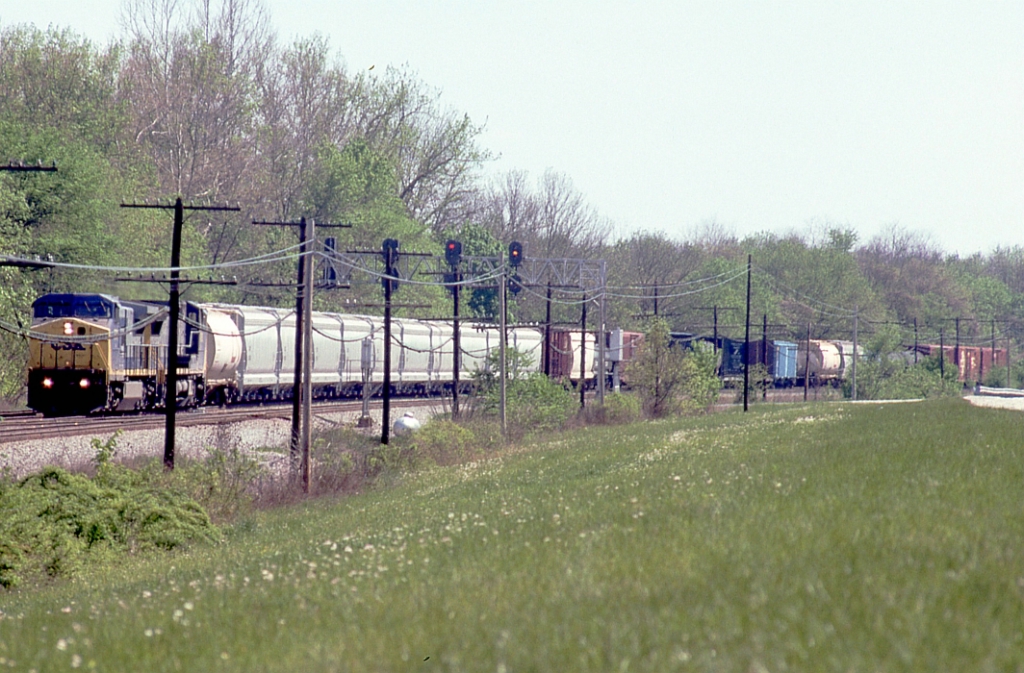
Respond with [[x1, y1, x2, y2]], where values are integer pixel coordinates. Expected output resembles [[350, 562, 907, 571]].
[[196, 303, 562, 405]]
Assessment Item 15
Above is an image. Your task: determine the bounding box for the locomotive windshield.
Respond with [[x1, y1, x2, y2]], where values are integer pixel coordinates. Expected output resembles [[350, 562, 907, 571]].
[[33, 294, 115, 319]]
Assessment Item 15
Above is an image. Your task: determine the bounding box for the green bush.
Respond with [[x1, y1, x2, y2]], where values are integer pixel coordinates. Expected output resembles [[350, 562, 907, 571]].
[[0, 467, 217, 588], [735, 363, 771, 405], [587, 392, 642, 425], [473, 346, 578, 440], [366, 439, 422, 479], [681, 341, 723, 412], [168, 447, 263, 521], [628, 319, 721, 417], [851, 355, 961, 400], [412, 418, 477, 464], [0, 433, 222, 589]]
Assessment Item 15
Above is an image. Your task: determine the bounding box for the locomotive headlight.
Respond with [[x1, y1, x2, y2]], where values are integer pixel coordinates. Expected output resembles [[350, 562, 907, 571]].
[[79, 378, 91, 389], [42, 377, 54, 389], [63, 321, 74, 335]]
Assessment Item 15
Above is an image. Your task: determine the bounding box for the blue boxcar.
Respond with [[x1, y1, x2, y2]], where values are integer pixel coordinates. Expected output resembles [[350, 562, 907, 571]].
[[773, 340, 798, 380]]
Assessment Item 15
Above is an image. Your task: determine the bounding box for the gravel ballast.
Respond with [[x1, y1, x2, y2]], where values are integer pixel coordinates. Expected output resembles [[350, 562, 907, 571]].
[[1, 405, 443, 480]]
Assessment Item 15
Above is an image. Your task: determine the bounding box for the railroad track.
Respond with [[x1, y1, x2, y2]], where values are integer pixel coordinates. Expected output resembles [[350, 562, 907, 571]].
[[0, 398, 443, 446]]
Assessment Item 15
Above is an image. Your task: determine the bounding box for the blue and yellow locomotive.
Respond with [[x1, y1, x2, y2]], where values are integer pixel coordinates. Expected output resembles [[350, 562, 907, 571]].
[[27, 293, 206, 415]]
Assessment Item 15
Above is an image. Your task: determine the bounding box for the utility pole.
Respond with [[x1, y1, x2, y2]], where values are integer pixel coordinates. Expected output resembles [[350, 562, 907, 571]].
[[499, 264, 508, 439], [714, 306, 719, 353], [445, 240, 463, 420], [543, 282, 552, 376], [991, 319, 996, 385], [451, 269, 461, 419], [122, 198, 239, 470], [254, 217, 349, 489], [743, 255, 751, 412], [852, 305, 858, 401], [597, 260, 607, 405], [914, 318, 919, 364], [301, 240, 313, 490], [580, 291, 588, 409], [803, 323, 812, 402], [762, 314, 769, 401], [939, 328, 945, 379], [381, 238, 399, 445], [955, 317, 961, 371]]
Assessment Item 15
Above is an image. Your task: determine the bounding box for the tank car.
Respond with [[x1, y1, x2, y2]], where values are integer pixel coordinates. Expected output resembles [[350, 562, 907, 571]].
[[796, 339, 843, 383]]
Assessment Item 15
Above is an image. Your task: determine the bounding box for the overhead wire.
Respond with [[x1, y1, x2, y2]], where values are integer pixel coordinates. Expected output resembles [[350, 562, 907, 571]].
[[603, 267, 746, 292], [0, 243, 308, 275], [754, 267, 857, 319], [601, 267, 749, 301]]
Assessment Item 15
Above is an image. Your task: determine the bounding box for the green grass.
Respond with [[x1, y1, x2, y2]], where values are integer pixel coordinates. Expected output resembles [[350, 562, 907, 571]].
[[2, 398, 1023, 671]]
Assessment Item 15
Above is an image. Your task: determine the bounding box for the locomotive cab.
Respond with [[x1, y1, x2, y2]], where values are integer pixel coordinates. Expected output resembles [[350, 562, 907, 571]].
[[27, 294, 118, 415], [25, 293, 205, 415]]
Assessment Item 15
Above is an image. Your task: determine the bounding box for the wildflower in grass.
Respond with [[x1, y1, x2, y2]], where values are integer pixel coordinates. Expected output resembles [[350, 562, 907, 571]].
[[71, 654, 82, 668], [56, 639, 67, 651]]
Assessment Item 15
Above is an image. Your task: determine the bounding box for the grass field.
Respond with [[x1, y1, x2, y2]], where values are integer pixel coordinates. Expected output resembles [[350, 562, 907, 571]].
[[1, 398, 1023, 672]]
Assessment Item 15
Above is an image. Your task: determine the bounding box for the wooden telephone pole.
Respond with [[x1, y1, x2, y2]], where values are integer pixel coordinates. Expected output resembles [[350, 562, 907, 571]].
[[122, 199, 240, 470]]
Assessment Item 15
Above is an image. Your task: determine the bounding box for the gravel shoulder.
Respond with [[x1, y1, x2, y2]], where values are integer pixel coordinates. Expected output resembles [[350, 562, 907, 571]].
[[963, 394, 1024, 412], [0, 404, 444, 480]]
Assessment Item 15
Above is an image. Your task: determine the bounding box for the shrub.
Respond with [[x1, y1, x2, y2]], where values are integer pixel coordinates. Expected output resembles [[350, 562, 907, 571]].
[[681, 340, 722, 412], [586, 392, 642, 425], [412, 419, 477, 464], [365, 438, 422, 479], [851, 355, 961, 400], [472, 346, 578, 440], [0, 445, 218, 588], [628, 319, 721, 417], [168, 447, 263, 522]]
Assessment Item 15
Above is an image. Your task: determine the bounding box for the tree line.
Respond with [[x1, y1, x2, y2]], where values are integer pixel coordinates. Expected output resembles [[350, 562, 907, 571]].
[[2, 0, 1024, 403]]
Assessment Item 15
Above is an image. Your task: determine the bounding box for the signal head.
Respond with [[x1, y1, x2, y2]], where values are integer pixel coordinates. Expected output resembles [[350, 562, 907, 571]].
[[509, 241, 523, 268], [445, 240, 462, 267]]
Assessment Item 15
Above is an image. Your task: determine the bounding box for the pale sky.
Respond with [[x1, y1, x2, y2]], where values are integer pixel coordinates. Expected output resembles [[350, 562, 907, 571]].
[[3, 1, 1022, 255]]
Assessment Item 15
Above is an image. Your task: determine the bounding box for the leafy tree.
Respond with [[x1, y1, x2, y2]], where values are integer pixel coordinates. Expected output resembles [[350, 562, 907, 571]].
[[626, 318, 690, 417], [0, 25, 127, 152], [300, 140, 446, 313], [856, 225, 970, 329], [440, 222, 503, 319], [749, 227, 880, 341], [604, 230, 704, 330]]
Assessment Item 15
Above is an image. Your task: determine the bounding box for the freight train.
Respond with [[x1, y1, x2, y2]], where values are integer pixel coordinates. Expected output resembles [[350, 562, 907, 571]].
[[26, 293, 599, 416], [677, 333, 1006, 386]]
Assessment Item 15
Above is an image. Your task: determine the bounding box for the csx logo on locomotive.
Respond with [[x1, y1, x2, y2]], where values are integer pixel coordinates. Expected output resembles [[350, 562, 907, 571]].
[[48, 342, 86, 351]]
